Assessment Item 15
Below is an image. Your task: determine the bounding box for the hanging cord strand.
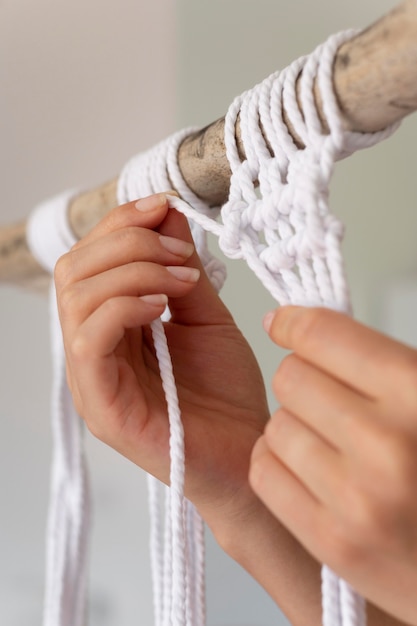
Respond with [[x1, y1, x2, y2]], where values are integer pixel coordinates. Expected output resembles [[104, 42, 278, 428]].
[[27, 191, 91, 626], [27, 24, 402, 626], [150, 318, 187, 626], [118, 126, 224, 626], [117, 28, 401, 626]]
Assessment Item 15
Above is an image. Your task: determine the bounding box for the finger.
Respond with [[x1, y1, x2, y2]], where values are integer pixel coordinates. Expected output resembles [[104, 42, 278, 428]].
[[71, 193, 175, 250], [265, 306, 417, 399], [249, 436, 328, 561], [264, 409, 347, 510], [273, 353, 377, 450], [59, 261, 200, 336], [55, 225, 194, 288], [157, 207, 233, 326], [66, 294, 167, 420]]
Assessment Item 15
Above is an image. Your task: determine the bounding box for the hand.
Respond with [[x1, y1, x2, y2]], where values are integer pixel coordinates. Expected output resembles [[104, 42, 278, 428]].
[[250, 306, 417, 624], [54, 194, 323, 626], [54, 193, 269, 533]]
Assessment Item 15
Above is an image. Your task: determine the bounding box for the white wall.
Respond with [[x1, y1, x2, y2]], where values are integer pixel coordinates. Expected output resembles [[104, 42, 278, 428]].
[[1, 1, 417, 625], [0, 1, 176, 624]]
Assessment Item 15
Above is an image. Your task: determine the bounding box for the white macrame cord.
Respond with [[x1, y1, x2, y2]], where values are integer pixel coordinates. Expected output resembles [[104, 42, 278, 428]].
[[27, 191, 90, 626], [118, 28, 398, 626], [27, 28, 399, 626]]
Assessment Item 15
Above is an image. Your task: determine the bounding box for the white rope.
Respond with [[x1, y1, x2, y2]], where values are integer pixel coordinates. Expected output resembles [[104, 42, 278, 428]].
[[26, 27, 400, 626], [151, 317, 187, 626], [322, 564, 342, 626], [118, 28, 399, 626], [27, 191, 91, 626], [340, 578, 367, 626], [118, 128, 217, 626], [26, 190, 79, 273]]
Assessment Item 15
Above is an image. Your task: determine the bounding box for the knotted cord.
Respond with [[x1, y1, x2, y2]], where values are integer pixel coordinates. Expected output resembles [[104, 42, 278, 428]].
[[118, 29, 398, 626], [26, 28, 400, 626]]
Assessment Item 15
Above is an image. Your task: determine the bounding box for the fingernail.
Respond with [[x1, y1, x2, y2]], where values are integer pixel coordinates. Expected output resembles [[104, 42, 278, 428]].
[[165, 189, 179, 198], [166, 266, 200, 282], [159, 235, 194, 258], [140, 294, 168, 306], [135, 193, 167, 212], [262, 311, 275, 333]]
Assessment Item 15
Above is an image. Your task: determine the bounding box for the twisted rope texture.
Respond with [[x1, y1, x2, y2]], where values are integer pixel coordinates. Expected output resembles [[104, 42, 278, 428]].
[[25, 27, 400, 626], [119, 28, 399, 626], [118, 128, 218, 626], [27, 191, 91, 626]]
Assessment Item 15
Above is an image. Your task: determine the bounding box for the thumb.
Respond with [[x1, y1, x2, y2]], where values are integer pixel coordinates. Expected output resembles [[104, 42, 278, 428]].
[[157, 208, 232, 326]]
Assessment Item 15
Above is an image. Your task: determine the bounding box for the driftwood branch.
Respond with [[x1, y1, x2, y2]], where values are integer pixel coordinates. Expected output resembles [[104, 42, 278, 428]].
[[2, 0, 417, 290]]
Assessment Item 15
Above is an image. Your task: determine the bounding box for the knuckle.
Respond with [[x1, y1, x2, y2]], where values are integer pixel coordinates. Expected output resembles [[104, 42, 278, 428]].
[[344, 489, 380, 546], [264, 412, 284, 449], [273, 353, 303, 400], [54, 252, 74, 288], [101, 297, 124, 318], [341, 478, 403, 551], [334, 430, 417, 555], [58, 284, 80, 316], [249, 446, 269, 493], [289, 307, 331, 349], [249, 457, 266, 494], [115, 226, 142, 251], [125, 260, 151, 284], [352, 420, 417, 508], [106, 202, 134, 227], [70, 332, 90, 361], [323, 520, 367, 572], [376, 431, 416, 506]]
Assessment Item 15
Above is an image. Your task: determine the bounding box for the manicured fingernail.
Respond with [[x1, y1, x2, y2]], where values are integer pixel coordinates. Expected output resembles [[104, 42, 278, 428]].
[[159, 235, 194, 258], [166, 266, 200, 282], [135, 193, 167, 212], [262, 311, 275, 333], [140, 294, 168, 306]]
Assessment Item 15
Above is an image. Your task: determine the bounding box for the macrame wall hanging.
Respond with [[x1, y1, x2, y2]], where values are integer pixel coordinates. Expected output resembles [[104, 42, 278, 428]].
[[24, 26, 401, 626]]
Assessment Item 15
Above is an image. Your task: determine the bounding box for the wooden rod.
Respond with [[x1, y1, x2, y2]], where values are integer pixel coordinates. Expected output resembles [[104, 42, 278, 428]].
[[2, 0, 417, 290]]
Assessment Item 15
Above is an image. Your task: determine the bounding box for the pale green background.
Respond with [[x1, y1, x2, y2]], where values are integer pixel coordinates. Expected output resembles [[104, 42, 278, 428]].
[[1, 1, 417, 624]]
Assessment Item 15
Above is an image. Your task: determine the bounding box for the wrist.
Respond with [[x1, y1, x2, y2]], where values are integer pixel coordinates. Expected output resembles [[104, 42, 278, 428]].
[[204, 485, 322, 626]]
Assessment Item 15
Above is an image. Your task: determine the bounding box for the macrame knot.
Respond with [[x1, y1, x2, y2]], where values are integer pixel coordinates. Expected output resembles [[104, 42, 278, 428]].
[[243, 189, 285, 231], [259, 230, 319, 272], [259, 239, 296, 271], [23, 16, 409, 626], [217, 199, 251, 260]]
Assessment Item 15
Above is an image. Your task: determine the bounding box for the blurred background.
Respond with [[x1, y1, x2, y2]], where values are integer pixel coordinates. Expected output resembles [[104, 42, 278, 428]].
[[1, 0, 416, 624]]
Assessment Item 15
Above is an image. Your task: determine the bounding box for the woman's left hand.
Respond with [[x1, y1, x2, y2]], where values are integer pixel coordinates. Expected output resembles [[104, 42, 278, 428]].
[[54, 194, 270, 536]]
